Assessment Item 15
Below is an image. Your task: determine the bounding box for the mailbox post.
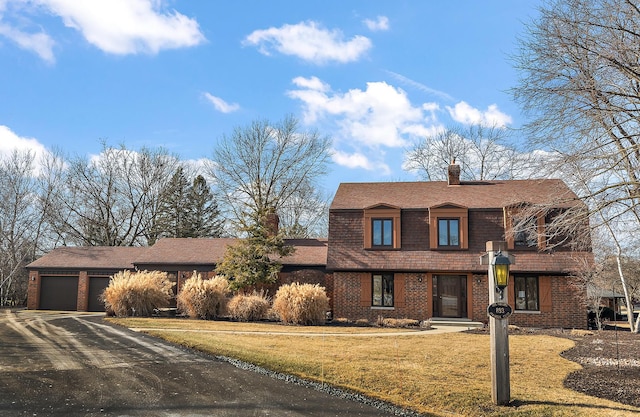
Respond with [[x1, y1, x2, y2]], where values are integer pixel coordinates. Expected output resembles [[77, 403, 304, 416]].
[[480, 241, 514, 406]]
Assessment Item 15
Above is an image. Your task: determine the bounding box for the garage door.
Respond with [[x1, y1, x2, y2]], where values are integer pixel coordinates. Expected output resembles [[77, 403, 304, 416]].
[[39, 276, 79, 310], [88, 277, 110, 312]]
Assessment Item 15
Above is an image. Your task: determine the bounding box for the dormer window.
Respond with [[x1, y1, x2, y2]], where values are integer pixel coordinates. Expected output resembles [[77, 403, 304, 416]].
[[429, 204, 468, 250], [504, 204, 546, 250], [438, 218, 460, 247], [364, 204, 401, 249], [372, 218, 393, 247]]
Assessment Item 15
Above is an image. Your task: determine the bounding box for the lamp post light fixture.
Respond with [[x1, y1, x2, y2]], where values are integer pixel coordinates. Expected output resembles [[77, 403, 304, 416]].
[[492, 251, 511, 300]]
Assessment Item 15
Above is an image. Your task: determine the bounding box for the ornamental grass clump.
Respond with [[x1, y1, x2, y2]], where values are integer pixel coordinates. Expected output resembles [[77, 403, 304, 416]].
[[102, 270, 173, 317], [177, 274, 229, 319], [227, 291, 271, 322], [272, 282, 329, 325]]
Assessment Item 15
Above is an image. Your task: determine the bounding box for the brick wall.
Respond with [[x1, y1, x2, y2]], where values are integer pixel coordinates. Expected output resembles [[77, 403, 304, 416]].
[[470, 274, 586, 329], [333, 271, 430, 323], [27, 270, 40, 309], [77, 271, 89, 311]]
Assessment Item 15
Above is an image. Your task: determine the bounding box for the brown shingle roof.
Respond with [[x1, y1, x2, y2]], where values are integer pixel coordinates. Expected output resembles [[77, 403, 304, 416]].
[[134, 238, 327, 266], [27, 238, 329, 270], [26, 246, 148, 270], [327, 247, 592, 274], [330, 179, 579, 210]]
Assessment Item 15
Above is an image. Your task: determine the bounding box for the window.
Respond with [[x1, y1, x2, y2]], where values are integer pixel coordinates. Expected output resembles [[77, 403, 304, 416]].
[[438, 218, 460, 247], [504, 205, 547, 250], [514, 275, 539, 310], [363, 205, 401, 249], [372, 219, 393, 247], [514, 216, 538, 247], [372, 273, 394, 307], [429, 204, 468, 250]]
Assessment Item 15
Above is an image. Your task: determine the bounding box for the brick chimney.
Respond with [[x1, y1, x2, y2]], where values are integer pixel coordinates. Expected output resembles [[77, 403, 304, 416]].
[[265, 210, 280, 237], [447, 160, 461, 186]]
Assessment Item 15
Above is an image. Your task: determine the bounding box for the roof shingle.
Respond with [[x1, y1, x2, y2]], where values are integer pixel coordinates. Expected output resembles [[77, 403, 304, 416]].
[[330, 179, 579, 210]]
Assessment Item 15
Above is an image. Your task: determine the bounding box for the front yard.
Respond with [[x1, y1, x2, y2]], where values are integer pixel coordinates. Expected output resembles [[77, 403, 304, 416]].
[[107, 318, 640, 417]]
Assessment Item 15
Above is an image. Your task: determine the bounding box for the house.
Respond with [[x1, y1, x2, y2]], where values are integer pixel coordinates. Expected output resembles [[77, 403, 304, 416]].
[[326, 164, 591, 329], [26, 163, 591, 328], [26, 238, 330, 312]]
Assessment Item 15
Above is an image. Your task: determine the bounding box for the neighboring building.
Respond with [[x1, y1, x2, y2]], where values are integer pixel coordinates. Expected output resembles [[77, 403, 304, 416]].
[[326, 164, 591, 329], [27, 238, 329, 312]]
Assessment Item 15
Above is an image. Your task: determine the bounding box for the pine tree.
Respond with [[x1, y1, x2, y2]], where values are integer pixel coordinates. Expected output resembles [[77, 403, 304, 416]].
[[152, 167, 191, 242], [215, 209, 294, 291], [188, 175, 224, 238]]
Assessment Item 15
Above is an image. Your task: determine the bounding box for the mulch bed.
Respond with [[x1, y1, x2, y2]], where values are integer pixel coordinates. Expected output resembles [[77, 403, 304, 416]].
[[557, 327, 640, 408], [469, 326, 640, 407]]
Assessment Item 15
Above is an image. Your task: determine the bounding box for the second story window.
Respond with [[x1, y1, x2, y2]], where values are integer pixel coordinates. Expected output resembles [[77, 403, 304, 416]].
[[438, 218, 460, 247], [364, 204, 401, 250], [514, 216, 538, 247], [372, 218, 393, 247]]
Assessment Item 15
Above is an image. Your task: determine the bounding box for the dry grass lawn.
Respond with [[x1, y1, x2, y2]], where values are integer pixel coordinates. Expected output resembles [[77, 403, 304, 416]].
[[107, 318, 640, 417]]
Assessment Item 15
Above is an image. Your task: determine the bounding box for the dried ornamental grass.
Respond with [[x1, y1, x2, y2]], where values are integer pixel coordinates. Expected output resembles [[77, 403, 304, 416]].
[[102, 270, 173, 317], [272, 282, 329, 325], [227, 291, 271, 322], [177, 274, 229, 319]]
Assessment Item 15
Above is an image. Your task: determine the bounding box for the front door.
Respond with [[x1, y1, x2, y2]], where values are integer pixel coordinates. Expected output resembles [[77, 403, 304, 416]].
[[433, 275, 467, 318]]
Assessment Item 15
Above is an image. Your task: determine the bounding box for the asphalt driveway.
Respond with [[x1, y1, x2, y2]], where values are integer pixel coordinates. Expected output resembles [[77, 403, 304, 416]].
[[0, 310, 405, 417]]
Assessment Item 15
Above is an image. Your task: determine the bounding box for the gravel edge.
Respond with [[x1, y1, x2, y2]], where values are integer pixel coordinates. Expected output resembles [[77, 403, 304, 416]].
[[215, 355, 425, 417]]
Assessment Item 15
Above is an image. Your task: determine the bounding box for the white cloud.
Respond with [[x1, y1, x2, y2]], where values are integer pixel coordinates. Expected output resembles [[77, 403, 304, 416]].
[[1, 0, 205, 59], [0, 23, 55, 63], [291, 75, 329, 92], [363, 16, 389, 32], [288, 77, 427, 148], [446, 101, 512, 127], [0, 125, 49, 160], [203, 92, 240, 114], [243, 21, 371, 64], [331, 149, 390, 174]]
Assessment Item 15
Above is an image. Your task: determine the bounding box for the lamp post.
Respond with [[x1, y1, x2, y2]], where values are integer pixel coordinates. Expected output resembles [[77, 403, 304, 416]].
[[481, 241, 514, 406]]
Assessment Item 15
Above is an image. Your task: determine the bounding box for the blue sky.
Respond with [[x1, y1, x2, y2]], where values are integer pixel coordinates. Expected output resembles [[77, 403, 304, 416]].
[[0, 0, 540, 193]]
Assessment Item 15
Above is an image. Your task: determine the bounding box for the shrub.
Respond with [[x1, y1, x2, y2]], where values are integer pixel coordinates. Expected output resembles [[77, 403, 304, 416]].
[[227, 291, 271, 321], [272, 282, 329, 325], [377, 317, 420, 328], [177, 274, 229, 319], [102, 270, 173, 317]]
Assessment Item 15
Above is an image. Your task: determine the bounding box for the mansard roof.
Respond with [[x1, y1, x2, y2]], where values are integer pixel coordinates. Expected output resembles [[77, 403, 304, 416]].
[[330, 179, 580, 211]]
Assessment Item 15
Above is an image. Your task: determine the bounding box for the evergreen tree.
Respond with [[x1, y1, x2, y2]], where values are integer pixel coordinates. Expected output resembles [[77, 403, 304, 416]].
[[151, 167, 191, 242], [188, 175, 224, 238], [215, 209, 294, 291]]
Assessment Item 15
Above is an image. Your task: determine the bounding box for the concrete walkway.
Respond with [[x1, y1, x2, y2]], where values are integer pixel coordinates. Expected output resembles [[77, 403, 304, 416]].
[[129, 324, 477, 337]]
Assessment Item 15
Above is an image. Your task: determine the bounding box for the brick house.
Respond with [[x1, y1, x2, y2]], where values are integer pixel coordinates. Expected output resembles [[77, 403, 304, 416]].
[[27, 165, 591, 328], [27, 238, 329, 312], [327, 164, 591, 329]]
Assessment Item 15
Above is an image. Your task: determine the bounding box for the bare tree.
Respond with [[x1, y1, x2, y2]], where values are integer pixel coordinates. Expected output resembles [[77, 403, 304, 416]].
[[404, 124, 525, 181], [513, 0, 640, 332], [208, 115, 332, 235], [48, 143, 178, 246], [0, 150, 50, 305]]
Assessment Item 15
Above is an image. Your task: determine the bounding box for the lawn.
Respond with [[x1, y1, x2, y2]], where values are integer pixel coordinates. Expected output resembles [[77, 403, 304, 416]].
[[107, 317, 640, 417]]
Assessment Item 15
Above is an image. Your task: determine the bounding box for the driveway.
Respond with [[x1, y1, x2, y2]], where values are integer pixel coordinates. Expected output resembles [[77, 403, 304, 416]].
[[0, 310, 406, 417]]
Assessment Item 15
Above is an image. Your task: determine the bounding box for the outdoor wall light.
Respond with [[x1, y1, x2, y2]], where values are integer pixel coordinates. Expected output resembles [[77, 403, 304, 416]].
[[492, 251, 511, 297]]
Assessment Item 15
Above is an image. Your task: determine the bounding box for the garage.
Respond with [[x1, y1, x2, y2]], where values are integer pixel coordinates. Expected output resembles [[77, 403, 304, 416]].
[[88, 277, 110, 312], [39, 276, 79, 311]]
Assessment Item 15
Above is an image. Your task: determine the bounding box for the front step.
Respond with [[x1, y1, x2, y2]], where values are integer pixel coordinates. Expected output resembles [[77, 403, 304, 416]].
[[429, 318, 485, 328]]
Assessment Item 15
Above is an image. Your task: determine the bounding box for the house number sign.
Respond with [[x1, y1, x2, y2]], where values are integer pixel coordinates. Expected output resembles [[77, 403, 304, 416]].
[[487, 303, 512, 319]]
